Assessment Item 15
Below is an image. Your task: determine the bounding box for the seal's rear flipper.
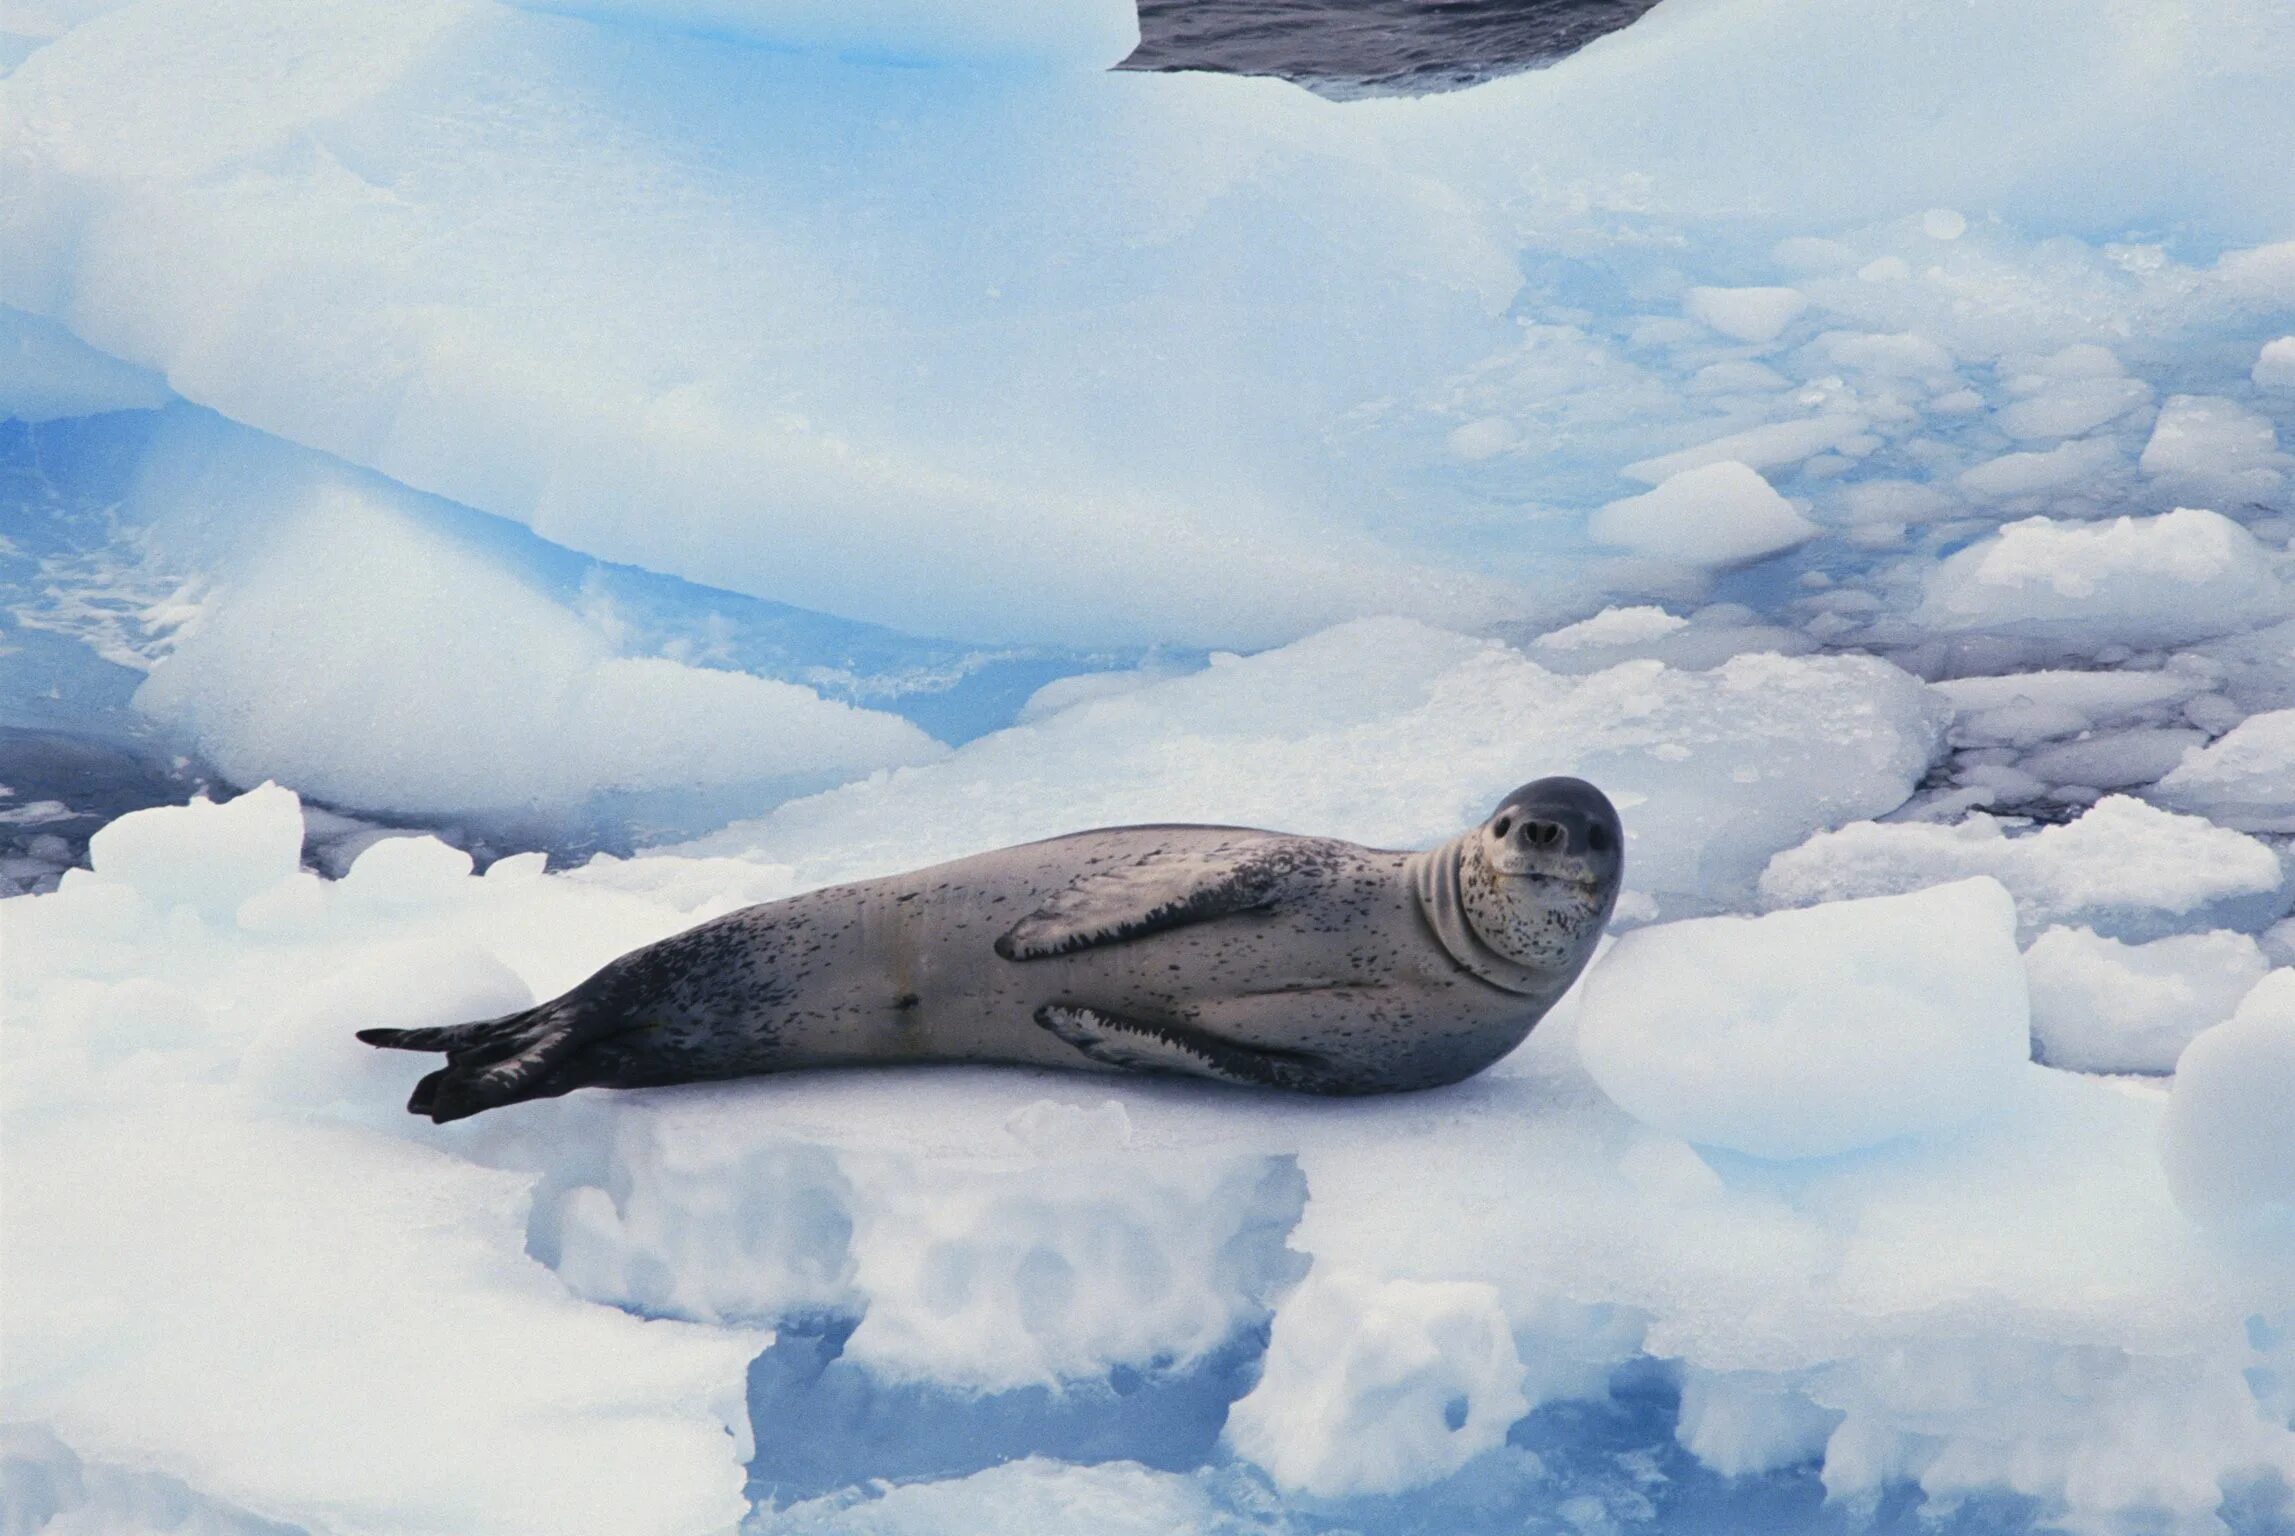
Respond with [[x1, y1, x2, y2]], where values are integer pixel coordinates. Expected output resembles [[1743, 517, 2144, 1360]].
[[1034, 1004, 1331, 1091], [358, 1005, 589, 1123]]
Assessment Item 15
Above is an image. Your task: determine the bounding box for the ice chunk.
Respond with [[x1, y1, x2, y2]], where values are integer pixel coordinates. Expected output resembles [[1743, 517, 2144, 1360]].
[[0, 0, 1524, 649], [3, 1103, 765, 1536], [2256, 337, 2295, 390], [0, 305, 170, 421], [539, 1095, 1306, 1395], [132, 489, 943, 821], [2140, 395, 2288, 506], [1805, 329, 1956, 383], [1532, 605, 1689, 650], [2022, 926, 2268, 1074], [1916, 508, 2289, 647], [752, 1458, 1231, 1536], [1225, 1269, 1528, 1498], [2018, 727, 2207, 791], [340, 833, 478, 902], [2161, 970, 2295, 1230], [1758, 795, 2289, 938], [1833, 478, 1958, 527], [1586, 461, 1819, 568], [1619, 415, 1868, 485], [1675, 1370, 1841, 1477], [1931, 668, 2208, 728], [1682, 285, 1808, 345], [1992, 345, 2148, 443], [1954, 439, 2124, 502], [84, 781, 303, 919], [0, 1424, 302, 1536], [2154, 707, 2295, 831], [1575, 879, 2029, 1159], [681, 618, 1942, 905], [1522, 602, 1811, 675], [501, 0, 1139, 68], [19, 777, 2295, 1534]]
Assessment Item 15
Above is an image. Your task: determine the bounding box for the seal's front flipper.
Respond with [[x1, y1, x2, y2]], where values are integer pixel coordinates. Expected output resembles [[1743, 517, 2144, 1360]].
[[997, 840, 1338, 961], [1034, 1004, 1331, 1090], [359, 1004, 591, 1123]]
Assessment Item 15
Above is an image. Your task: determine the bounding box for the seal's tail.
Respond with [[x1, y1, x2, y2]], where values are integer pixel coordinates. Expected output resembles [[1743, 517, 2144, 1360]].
[[359, 1003, 589, 1123]]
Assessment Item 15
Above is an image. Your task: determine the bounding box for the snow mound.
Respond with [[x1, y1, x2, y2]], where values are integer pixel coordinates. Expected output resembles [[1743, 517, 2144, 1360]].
[[1575, 879, 2030, 1159], [2022, 926, 2270, 1075], [132, 489, 944, 820], [1758, 795, 2290, 938], [2163, 970, 2295, 1232], [1915, 508, 2290, 648]]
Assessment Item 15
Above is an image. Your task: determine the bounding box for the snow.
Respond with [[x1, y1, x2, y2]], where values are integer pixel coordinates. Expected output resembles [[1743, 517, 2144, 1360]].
[[85, 779, 304, 919], [1681, 286, 1809, 345], [5, 1097, 764, 1536], [1916, 508, 2290, 648], [676, 619, 1943, 906], [131, 486, 944, 822], [2162, 970, 2295, 1232], [1575, 880, 2030, 1159], [2141, 395, 2290, 507], [1758, 795, 2290, 938], [0, 306, 171, 422], [1223, 1270, 1528, 1498], [2154, 706, 2295, 831], [499, 0, 1140, 67], [2258, 337, 2295, 390], [10, 0, 2295, 1527], [2022, 925, 2270, 1074], [1585, 461, 1819, 568], [14, 785, 2295, 1534]]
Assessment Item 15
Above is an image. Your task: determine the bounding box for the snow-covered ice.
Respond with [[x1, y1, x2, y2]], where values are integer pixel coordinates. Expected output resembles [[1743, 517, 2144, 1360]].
[[1576, 879, 2030, 1159], [1759, 795, 2291, 939], [9, 0, 2295, 1529], [2022, 925, 2272, 1075]]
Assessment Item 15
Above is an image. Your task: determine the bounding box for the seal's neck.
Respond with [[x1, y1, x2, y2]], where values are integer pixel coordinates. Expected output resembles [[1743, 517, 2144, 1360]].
[[1407, 835, 1578, 997]]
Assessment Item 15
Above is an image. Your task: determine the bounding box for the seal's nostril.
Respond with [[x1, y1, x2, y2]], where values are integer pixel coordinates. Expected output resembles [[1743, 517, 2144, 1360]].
[[1524, 820, 1562, 849]]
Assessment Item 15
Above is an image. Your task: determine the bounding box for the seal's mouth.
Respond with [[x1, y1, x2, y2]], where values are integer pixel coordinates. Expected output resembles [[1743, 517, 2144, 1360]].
[[1511, 868, 1608, 897]]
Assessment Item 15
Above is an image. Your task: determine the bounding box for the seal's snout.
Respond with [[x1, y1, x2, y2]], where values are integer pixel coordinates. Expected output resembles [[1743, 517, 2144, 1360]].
[[1484, 776, 1624, 884], [1522, 818, 1564, 851]]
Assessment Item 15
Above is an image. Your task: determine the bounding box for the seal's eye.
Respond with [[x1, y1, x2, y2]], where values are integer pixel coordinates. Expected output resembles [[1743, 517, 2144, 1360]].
[[1491, 816, 1512, 839], [1588, 824, 1613, 854]]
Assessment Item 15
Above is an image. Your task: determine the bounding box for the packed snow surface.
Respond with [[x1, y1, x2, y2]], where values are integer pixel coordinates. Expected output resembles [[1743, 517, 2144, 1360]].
[[9, 0, 2295, 1530]]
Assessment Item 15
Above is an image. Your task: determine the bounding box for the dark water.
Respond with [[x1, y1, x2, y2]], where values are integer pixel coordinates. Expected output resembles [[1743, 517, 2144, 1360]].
[[1123, 0, 1661, 97]]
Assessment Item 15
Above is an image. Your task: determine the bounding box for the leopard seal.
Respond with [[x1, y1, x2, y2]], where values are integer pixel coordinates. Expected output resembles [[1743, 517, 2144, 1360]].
[[361, 777, 1623, 1121]]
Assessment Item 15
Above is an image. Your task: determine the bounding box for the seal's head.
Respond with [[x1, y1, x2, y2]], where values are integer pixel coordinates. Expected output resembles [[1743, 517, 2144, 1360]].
[[1460, 776, 1624, 971]]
